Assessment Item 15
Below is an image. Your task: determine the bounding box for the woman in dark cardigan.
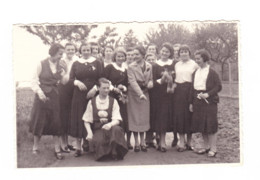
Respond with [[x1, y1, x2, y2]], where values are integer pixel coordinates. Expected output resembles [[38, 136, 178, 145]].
[[189, 49, 222, 157]]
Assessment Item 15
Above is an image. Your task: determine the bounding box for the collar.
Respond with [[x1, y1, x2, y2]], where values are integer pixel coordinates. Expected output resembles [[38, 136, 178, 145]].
[[156, 59, 173, 66], [48, 58, 57, 66], [78, 56, 96, 64], [198, 64, 210, 71], [97, 95, 109, 103], [112, 62, 126, 72]]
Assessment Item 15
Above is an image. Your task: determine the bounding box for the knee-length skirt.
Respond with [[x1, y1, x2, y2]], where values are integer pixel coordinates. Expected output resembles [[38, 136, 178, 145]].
[[191, 93, 218, 134], [90, 126, 128, 161], [29, 89, 61, 136], [172, 82, 192, 134], [127, 89, 150, 132]]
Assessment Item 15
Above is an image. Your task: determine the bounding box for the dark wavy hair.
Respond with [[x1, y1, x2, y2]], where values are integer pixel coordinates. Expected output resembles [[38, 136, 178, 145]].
[[133, 45, 146, 57], [161, 42, 174, 59], [194, 49, 211, 62], [49, 43, 64, 57], [178, 44, 191, 56], [79, 43, 91, 54]]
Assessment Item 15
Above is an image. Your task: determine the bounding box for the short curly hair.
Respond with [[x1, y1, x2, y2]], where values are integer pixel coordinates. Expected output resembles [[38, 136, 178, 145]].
[[194, 49, 211, 62], [49, 43, 64, 57]]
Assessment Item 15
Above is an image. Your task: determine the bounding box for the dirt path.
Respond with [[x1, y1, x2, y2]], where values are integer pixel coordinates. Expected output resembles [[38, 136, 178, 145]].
[[50, 133, 223, 167]]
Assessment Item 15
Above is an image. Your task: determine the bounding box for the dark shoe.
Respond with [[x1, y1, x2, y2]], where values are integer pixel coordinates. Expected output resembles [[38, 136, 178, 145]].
[[74, 150, 81, 157], [146, 142, 156, 148], [82, 140, 89, 152], [54, 152, 64, 160], [127, 144, 133, 150], [61, 146, 70, 153], [185, 144, 194, 151], [67, 144, 76, 151], [134, 146, 140, 152], [141, 145, 147, 152], [208, 150, 217, 157], [196, 148, 210, 154], [171, 139, 178, 147], [177, 146, 187, 152], [159, 146, 167, 152]]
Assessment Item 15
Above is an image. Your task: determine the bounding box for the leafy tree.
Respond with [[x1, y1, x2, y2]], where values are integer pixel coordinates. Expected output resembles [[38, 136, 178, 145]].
[[145, 23, 193, 48], [192, 23, 238, 79], [121, 29, 140, 48], [95, 26, 121, 49], [22, 25, 98, 45]]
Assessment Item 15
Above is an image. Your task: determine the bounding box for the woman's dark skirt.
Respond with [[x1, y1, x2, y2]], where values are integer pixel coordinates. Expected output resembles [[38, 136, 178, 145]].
[[58, 83, 73, 135], [172, 82, 192, 134], [191, 92, 218, 134], [29, 89, 61, 136], [90, 125, 128, 161], [68, 87, 89, 138]]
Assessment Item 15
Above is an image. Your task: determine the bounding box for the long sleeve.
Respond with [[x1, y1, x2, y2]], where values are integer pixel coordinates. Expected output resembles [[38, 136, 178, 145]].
[[31, 62, 43, 94], [207, 70, 222, 96], [127, 65, 143, 97], [82, 100, 93, 123], [111, 99, 122, 122]]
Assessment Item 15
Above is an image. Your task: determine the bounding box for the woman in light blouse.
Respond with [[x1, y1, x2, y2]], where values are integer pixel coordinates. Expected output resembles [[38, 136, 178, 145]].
[[189, 49, 222, 157], [83, 78, 128, 161], [172, 44, 198, 152], [29, 43, 65, 160], [127, 46, 153, 152]]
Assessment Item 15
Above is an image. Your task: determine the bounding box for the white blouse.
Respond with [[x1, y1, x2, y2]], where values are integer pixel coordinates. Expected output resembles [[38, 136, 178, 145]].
[[175, 59, 198, 83], [60, 55, 78, 85], [194, 65, 210, 91], [82, 96, 122, 123]]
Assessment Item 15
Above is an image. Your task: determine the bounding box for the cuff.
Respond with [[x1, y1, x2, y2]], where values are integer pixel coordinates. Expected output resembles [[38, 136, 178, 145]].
[[156, 79, 162, 84], [74, 80, 80, 86]]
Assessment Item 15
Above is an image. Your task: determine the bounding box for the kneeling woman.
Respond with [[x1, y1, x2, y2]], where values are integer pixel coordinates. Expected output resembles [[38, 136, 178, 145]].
[[83, 78, 128, 161], [190, 49, 222, 157]]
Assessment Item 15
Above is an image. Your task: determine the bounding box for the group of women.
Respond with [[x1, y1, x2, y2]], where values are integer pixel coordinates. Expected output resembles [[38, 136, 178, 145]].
[[29, 40, 222, 161]]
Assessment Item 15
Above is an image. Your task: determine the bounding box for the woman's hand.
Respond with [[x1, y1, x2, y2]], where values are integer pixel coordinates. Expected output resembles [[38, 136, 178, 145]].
[[86, 131, 93, 141], [86, 87, 97, 99], [199, 93, 209, 99], [74, 80, 87, 91], [189, 104, 193, 112], [147, 80, 153, 89], [38, 91, 48, 102], [139, 94, 147, 100], [117, 84, 127, 92], [59, 60, 67, 72], [102, 123, 112, 131], [113, 87, 121, 94], [100, 118, 108, 124]]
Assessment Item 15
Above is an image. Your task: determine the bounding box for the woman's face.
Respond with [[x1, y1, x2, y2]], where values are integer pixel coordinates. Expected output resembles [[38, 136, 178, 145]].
[[65, 45, 76, 59], [173, 47, 180, 59], [91, 45, 99, 55], [160, 47, 171, 60], [115, 52, 126, 66], [195, 54, 205, 67], [179, 49, 190, 61], [146, 55, 156, 63], [52, 49, 64, 62], [126, 51, 134, 64], [133, 49, 143, 63], [147, 45, 157, 55], [81, 45, 91, 59], [104, 47, 113, 59]]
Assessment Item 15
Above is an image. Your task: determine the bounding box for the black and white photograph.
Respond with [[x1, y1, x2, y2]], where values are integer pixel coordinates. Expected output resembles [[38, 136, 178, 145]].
[[13, 21, 240, 168]]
